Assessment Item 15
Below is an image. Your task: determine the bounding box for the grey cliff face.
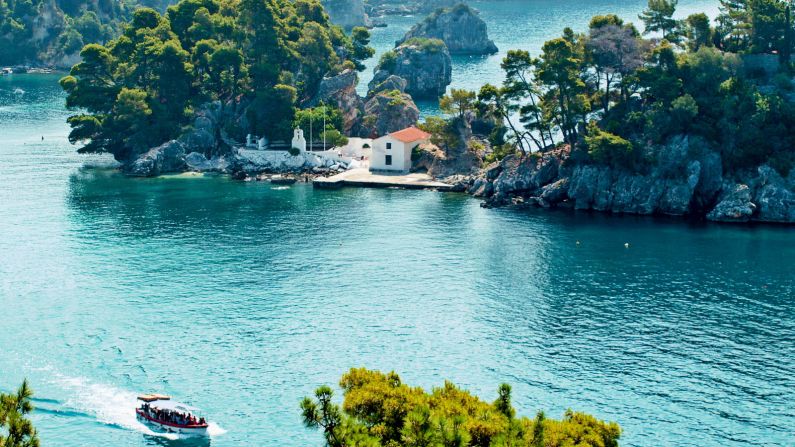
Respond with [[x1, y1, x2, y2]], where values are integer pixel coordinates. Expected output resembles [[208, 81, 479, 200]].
[[467, 135, 795, 223], [310, 70, 365, 134], [359, 90, 420, 137], [125, 140, 187, 177], [397, 3, 498, 55], [369, 40, 452, 99]]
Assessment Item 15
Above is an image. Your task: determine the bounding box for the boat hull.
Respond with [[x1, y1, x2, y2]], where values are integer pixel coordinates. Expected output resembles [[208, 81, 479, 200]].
[[136, 409, 208, 436]]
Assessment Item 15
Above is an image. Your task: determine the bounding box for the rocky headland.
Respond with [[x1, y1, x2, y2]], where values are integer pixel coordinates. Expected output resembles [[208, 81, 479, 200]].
[[397, 3, 498, 55], [123, 70, 421, 177], [460, 137, 795, 224]]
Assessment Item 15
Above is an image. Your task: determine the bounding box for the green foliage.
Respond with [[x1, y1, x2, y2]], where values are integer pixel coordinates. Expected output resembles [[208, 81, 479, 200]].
[[669, 94, 699, 132], [378, 50, 398, 72], [585, 122, 636, 168], [419, 116, 459, 154], [402, 37, 447, 53], [439, 89, 476, 119], [0, 0, 165, 66], [60, 0, 374, 160], [350, 26, 375, 71], [301, 368, 621, 447], [320, 129, 348, 147], [638, 0, 681, 42], [684, 13, 713, 51], [469, 7, 795, 177], [0, 380, 39, 447]]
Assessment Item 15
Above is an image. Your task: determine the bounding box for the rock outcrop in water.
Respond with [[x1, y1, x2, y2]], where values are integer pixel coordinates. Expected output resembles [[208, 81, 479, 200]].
[[125, 140, 188, 177], [369, 38, 452, 99], [464, 135, 795, 224], [397, 3, 498, 55]]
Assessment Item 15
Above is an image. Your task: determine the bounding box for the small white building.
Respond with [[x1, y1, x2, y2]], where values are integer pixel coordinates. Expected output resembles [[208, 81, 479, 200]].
[[369, 126, 431, 173], [291, 128, 307, 152]]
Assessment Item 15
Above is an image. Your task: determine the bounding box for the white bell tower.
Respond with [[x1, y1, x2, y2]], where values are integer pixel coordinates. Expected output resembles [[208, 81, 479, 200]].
[[292, 128, 307, 152]]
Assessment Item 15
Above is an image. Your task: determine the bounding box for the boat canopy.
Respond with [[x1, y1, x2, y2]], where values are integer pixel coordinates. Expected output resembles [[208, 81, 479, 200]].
[[144, 399, 199, 413], [138, 394, 171, 402]]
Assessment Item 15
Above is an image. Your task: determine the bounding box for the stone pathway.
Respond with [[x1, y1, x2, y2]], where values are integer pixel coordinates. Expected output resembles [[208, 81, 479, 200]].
[[313, 168, 453, 190]]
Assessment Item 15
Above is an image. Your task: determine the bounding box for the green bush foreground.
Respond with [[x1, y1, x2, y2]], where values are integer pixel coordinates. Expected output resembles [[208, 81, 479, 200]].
[[301, 368, 620, 447]]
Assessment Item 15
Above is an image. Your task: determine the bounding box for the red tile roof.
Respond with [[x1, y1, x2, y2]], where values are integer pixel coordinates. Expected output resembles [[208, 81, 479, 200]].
[[389, 126, 431, 143]]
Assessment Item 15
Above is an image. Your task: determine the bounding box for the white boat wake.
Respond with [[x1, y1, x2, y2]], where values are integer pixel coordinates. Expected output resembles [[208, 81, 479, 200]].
[[48, 374, 226, 440]]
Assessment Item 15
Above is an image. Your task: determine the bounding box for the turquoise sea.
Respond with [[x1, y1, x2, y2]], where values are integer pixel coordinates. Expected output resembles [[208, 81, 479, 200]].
[[1, 2, 794, 446]]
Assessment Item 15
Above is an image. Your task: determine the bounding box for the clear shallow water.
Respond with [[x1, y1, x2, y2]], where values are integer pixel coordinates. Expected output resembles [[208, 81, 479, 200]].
[[1, 8, 794, 447], [361, 0, 722, 115]]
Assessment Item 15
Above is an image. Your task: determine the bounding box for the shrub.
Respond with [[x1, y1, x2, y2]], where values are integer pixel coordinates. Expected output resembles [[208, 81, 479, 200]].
[[320, 129, 348, 147], [288, 146, 301, 156], [773, 73, 794, 92], [585, 122, 636, 169], [378, 50, 397, 72], [669, 94, 699, 132], [402, 37, 447, 53]]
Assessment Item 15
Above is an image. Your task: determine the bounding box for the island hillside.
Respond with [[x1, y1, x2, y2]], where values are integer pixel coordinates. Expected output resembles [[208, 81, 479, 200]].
[[59, 0, 377, 175], [415, 0, 795, 223], [59, 0, 795, 223], [0, 0, 177, 68]]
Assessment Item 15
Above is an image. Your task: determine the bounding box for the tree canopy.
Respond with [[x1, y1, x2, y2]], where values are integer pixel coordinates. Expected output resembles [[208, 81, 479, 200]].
[[59, 0, 373, 161], [0, 0, 179, 66], [301, 368, 621, 447], [0, 380, 39, 447], [468, 2, 795, 176]]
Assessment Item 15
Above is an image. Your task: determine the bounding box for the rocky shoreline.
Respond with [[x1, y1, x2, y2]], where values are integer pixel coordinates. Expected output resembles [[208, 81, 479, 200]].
[[115, 135, 795, 225], [457, 137, 795, 224]]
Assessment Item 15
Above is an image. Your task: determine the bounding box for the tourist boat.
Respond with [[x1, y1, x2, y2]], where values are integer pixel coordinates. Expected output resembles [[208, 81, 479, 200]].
[[136, 394, 209, 436], [1, 68, 12, 75]]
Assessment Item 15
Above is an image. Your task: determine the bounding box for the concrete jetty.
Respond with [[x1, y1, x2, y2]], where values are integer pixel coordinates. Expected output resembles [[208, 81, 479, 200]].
[[313, 168, 453, 191]]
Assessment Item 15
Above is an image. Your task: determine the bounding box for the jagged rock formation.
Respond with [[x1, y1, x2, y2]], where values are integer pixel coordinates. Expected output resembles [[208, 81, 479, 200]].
[[308, 70, 365, 134], [369, 38, 452, 99], [359, 89, 420, 137], [125, 140, 187, 176], [466, 135, 795, 223], [397, 3, 497, 55], [308, 70, 419, 137], [322, 0, 371, 29], [413, 116, 484, 177]]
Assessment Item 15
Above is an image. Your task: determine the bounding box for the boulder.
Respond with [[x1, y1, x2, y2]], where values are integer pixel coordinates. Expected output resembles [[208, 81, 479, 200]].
[[179, 127, 217, 155], [309, 69, 365, 134], [358, 90, 420, 137], [397, 3, 498, 55], [322, 0, 371, 29], [539, 178, 569, 204], [752, 165, 795, 222], [707, 183, 756, 222], [185, 152, 230, 172], [368, 74, 408, 94], [369, 38, 452, 99], [125, 140, 187, 177]]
